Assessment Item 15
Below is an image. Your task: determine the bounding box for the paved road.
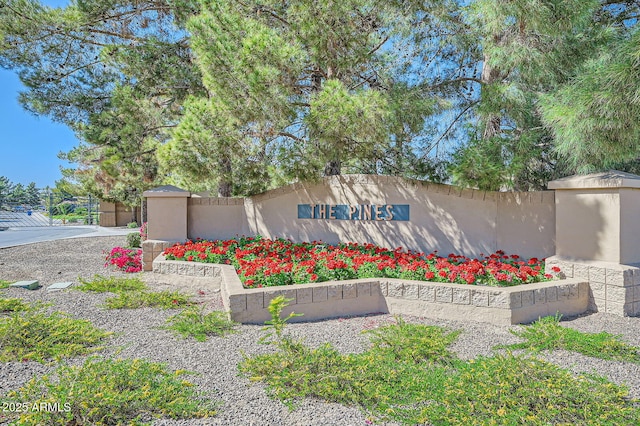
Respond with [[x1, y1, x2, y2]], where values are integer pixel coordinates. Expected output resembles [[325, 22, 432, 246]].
[[0, 226, 132, 249]]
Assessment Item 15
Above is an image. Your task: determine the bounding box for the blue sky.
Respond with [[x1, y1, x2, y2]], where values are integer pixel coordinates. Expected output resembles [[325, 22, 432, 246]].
[[0, 0, 74, 188]]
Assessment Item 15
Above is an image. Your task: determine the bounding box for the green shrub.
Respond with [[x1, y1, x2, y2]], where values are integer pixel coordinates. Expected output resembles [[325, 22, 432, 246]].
[[366, 317, 460, 365], [240, 299, 640, 425], [0, 297, 30, 313], [0, 309, 111, 362], [105, 290, 192, 310], [126, 231, 142, 248], [127, 221, 138, 228], [164, 307, 237, 341], [76, 275, 147, 293], [421, 354, 640, 426], [501, 314, 640, 363], [2, 357, 217, 425]]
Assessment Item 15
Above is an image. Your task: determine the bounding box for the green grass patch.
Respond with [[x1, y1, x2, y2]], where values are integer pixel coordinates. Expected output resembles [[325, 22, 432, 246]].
[[500, 314, 640, 363], [76, 274, 193, 310], [240, 298, 640, 425], [105, 290, 192, 309], [1, 357, 217, 425], [0, 309, 111, 362], [76, 274, 147, 293], [0, 297, 30, 313], [164, 307, 237, 341], [0, 280, 11, 289]]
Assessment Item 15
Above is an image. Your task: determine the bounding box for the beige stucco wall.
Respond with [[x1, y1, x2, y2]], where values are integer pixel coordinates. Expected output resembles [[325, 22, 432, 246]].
[[497, 192, 556, 260], [620, 188, 640, 265], [147, 197, 188, 241], [182, 175, 555, 259], [246, 177, 499, 257], [188, 197, 250, 240], [555, 189, 621, 263]]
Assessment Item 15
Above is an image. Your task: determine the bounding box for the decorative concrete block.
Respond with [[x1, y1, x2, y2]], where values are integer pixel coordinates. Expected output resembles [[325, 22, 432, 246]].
[[509, 292, 522, 309], [264, 289, 296, 306], [313, 286, 329, 302], [633, 302, 640, 316], [357, 282, 371, 298], [229, 295, 247, 312], [471, 290, 489, 306], [328, 285, 342, 301], [387, 282, 404, 298], [297, 288, 313, 304], [143, 251, 153, 262], [607, 286, 634, 303], [521, 290, 534, 307], [634, 270, 640, 286], [589, 266, 606, 284], [546, 286, 558, 302], [606, 269, 628, 287], [343, 283, 357, 299], [567, 283, 580, 299], [194, 264, 205, 276], [604, 301, 628, 316], [204, 266, 216, 277], [579, 282, 589, 298], [403, 283, 419, 300], [435, 287, 453, 303], [489, 291, 509, 309], [590, 297, 604, 312], [177, 264, 192, 275], [573, 264, 589, 281], [557, 285, 570, 301], [419, 285, 436, 302], [379, 281, 388, 297], [561, 261, 576, 278], [452, 288, 470, 305], [589, 281, 606, 300], [534, 288, 546, 304], [167, 263, 177, 274], [247, 292, 264, 311], [635, 285, 640, 302]]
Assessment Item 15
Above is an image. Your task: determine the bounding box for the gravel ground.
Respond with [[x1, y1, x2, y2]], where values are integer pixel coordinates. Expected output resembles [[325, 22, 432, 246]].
[[1, 236, 640, 425]]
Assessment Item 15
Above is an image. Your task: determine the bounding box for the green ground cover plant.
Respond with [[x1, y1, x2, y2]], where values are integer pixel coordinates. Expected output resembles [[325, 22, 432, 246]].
[[164, 307, 237, 341], [500, 314, 640, 363], [0, 280, 11, 289], [240, 298, 640, 425], [76, 275, 146, 293], [0, 309, 111, 362], [1, 357, 217, 425], [0, 297, 30, 313], [76, 275, 192, 310], [104, 290, 192, 310]]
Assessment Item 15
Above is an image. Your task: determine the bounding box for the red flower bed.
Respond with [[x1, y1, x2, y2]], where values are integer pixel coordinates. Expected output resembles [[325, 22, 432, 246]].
[[163, 236, 558, 289], [105, 247, 142, 273]]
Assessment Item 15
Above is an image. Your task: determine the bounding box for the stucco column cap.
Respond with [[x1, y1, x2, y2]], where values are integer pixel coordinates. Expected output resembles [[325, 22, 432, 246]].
[[143, 185, 191, 198], [548, 170, 640, 190]]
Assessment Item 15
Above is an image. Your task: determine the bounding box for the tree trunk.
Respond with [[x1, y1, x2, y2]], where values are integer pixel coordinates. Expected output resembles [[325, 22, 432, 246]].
[[217, 155, 233, 197], [324, 159, 341, 176], [481, 54, 503, 140]]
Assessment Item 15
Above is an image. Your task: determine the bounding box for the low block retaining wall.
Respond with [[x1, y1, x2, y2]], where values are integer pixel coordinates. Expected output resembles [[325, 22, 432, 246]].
[[152, 255, 590, 325]]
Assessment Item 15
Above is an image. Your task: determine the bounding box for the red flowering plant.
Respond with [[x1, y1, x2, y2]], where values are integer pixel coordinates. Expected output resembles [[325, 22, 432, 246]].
[[105, 247, 142, 273], [163, 236, 559, 289]]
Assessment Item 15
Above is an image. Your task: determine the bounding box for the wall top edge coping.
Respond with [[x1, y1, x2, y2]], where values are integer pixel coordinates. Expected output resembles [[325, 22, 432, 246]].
[[548, 170, 640, 190], [143, 185, 191, 198], [545, 255, 640, 271]]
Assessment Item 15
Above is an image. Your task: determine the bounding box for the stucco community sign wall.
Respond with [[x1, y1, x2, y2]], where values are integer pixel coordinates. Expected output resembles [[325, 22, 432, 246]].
[[143, 171, 640, 318]]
